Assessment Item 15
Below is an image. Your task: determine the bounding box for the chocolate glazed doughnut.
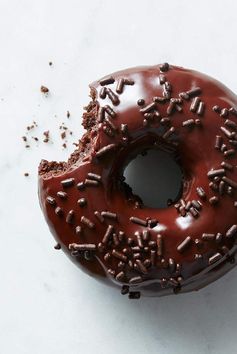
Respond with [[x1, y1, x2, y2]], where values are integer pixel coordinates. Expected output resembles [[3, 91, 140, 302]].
[[38, 64, 237, 298]]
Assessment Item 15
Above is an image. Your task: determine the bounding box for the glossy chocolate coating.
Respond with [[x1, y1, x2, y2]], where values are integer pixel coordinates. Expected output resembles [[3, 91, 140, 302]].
[[38, 64, 237, 297]]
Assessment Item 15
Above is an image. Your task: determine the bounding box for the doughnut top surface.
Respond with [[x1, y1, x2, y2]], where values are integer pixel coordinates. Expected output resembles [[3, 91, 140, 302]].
[[39, 64, 237, 298]]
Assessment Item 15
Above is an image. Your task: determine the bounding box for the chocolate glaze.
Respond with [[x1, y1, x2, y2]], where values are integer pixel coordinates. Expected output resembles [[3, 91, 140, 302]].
[[38, 64, 237, 297]]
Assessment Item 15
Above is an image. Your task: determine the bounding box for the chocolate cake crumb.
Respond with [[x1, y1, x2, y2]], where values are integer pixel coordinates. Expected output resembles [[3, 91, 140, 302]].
[[43, 130, 50, 143], [67, 111, 70, 118], [24, 172, 29, 177], [41, 85, 49, 93], [82, 89, 99, 130], [61, 131, 66, 140]]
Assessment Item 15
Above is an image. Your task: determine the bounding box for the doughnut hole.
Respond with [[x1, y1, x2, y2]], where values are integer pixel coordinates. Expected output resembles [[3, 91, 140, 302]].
[[124, 149, 183, 208]]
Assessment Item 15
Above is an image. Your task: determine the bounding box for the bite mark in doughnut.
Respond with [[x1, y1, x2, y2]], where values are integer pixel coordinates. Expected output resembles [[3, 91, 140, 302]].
[[38, 64, 237, 298]]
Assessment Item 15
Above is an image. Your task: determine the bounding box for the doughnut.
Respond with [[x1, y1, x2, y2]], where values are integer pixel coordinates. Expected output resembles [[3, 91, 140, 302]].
[[38, 64, 237, 298]]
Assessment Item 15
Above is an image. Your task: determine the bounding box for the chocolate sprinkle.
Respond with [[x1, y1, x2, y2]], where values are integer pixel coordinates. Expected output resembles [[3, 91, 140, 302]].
[[215, 233, 223, 243], [142, 230, 150, 242], [102, 225, 114, 244], [221, 144, 227, 153], [77, 182, 85, 190], [105, 117, 117, 131], [162, 126, 175, 140], [106, 88, 120, 105], [66, 210, 75, 224], [87, 172, 102, 182], [61, 178, 75, 188], [121, 285, 129, 295], [80, 216, 95, 229], [129, 276, 143, 284], [136, 259, 148, 274], [220, 126, 233, 139], [160, 117, 171, 125], [54, 206, 63, 217], [104, 105, 117, 118], [99, 87, 107, 99], [191, 200, 202, 210], [128, 292, 141, 299], [137, 99, 145, 106], [130, 216, 147, 227], [116, 271, 125, 281], [101, 211, 117, 220], [179, 206, 186, 217], [222, 176, 237, 189], [226, 225, 237, 238], [224, 149, 235, 158], [182, 119, 195, 128], [177, 236, 192, 253], [179, 92, 189, 100], [166, 101, 175, 116], [95, 144, 117, 158], [116, 78, 124, 94], [57, 191, 67, 199], [99, 76, 115, 86], [113, 234, 120, 247], [70, 243, 96, 251], [209, 252, 222, 265], [112, 249, 127, 262], [150, 250, 156, 266], [197, 102, 205, 116], [54, 243, 61, 250], [159, 63, 169, 72], [157, 234, 163, 257], [229, 107, 237, 116], [140, 102, 156, 114], [98, 107, 105, 122], [220, 108, 229, 117], [153, 96, 167, 103], [213, 105, 221, 113], [209, 196, 219, 205], [189, 207, 199, 218], [159, 74, 166, 84], [103, 126, 115, 139], [94, 211, 104, 223], [207, 169, 225, 178], [186, 87, 201, 97], [78, 198, 87, 207], [107, 269, 115, 277], [221, 161, 233, 171], [124, 78, 134, 85], [190, 97, 201, 112], [46, 196, 56, 206], [225, 119, 237, 130], [168, 258, 175, 273], [196, 187, 206, 199], [84, 179, 99, 187], [219, 181, 225, 195], [202, 233, 215, 241], [135, 231, 143, 248]]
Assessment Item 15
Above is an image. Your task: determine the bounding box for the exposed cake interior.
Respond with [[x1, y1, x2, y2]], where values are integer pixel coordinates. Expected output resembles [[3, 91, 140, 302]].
[[38, 87, 100, 178]]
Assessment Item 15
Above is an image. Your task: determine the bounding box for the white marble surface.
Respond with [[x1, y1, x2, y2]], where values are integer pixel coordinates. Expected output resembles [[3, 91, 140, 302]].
[[1, 1, 237, 353]]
